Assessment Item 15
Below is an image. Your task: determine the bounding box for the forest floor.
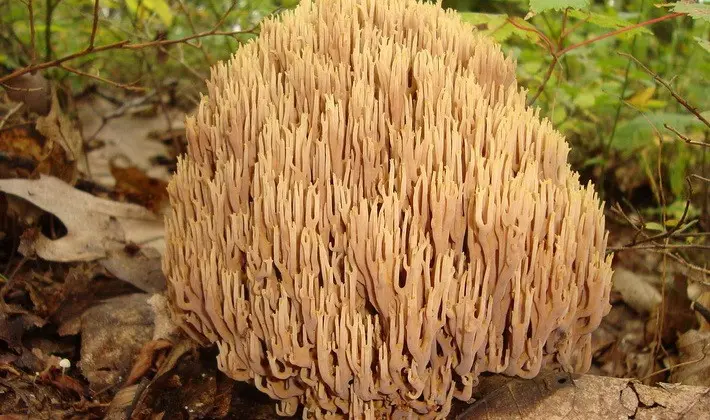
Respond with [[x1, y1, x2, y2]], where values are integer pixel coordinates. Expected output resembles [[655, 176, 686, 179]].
[[0, 89, 709, 419]]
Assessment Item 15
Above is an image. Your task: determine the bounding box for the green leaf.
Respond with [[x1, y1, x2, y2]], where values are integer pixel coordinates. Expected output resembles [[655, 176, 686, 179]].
[[529, 0, 589, 13], [143, 0, 174, 26], [612, 111, 710, 153], [582, 156, 607, 167], [459, 12, 516, 41], [124, 0, 173, 26], [671, 2, 710, 23], [644, 222, 665, 232], [125, 0, 138, 15], [573, 91, 596, 109], [669, 146, 689, 197], [567, 10, 653, 38], [695, 36, 710, 54], [552, 106, 567, 125]]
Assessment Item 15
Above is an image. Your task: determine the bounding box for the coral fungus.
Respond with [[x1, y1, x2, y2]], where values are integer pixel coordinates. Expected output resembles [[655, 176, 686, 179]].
[[163, 0, 613, 417]]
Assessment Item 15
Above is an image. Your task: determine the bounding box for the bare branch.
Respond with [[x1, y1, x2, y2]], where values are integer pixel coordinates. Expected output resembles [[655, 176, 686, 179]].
[[666, 124, 710, 147], [620, 52, 710, 128], [27, 0, 37, 65], [0, 7, 259, 87], [609, 243, 710, 252], [58, 64, 145, 91], [88, 0, 101, 50], [0, 102, 23, 131], [528, 56, 558, 106]]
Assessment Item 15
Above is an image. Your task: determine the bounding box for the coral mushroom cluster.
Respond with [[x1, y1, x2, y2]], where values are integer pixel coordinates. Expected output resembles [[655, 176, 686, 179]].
[[163, 0, 614, 417]]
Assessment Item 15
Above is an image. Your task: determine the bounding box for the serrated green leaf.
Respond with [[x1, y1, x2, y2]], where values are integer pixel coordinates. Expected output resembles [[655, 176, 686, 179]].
[[529, 0, 589, 13], [695, 36, 710, 54], [567, 10, 652, 38], [672, 2, 710, 24]]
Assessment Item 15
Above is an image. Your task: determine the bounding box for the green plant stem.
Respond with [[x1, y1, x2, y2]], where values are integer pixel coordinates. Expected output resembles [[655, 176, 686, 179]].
[[45, 0, 57, 61], [598, 0, 649, 199]]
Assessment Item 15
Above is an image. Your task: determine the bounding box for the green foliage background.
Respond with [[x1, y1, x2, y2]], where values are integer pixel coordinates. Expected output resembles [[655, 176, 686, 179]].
[[1, 0, 708, 219]]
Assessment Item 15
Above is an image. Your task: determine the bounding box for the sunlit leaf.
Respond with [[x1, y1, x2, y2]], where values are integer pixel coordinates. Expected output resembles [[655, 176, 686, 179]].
[[124, 0, 173, 26], [671, 2, 710, 23], [573, 91, 596, 108], [567, 9, 653, 38], [458, 12, 516, 41], [644, 222, 665, 232], [144, 0, 174, 27], [626, 86, 656, 108], [695, 37, 710, 54], [529, 0, 589, 13]]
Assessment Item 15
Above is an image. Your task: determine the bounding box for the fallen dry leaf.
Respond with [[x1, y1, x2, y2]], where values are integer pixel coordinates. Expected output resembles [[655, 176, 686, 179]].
[[79, 293, 155, 391], [129, 342, 241, 420], [124, 338, 173, 386], [454, 373, 710, 419], [0, 123, 74, 181], [110, 164, 169, 213], [670, 329, 710, 387], [77, 95, 181, 188], [612, 268, 662, 315], [148, 293, 179, 341], [35, 90, 83, 182], [100, 247, 166, 293], [0, 175, 160, 262]]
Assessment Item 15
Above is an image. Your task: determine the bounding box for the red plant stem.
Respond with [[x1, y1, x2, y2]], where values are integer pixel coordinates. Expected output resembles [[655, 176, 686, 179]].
[[557, 12, 684, 57]]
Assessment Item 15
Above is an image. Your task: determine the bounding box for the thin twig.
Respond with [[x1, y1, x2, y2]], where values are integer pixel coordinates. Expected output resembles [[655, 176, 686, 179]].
[[45, 0, 60, 61], [27, 0, 37, 65], [175, 0, 212, 65], [663, 251, 710, 278], [0, 102, 23, 131], [559, 9, 569, 48], [506, 17, 555, 54], [691, 301, 710, 325], [58, 64, 145, 91], [666, 124, 710, 147], [528, 56, 558, 106], [609, 243, 710, 252], [88, 0, 101, 50], [620, 52, 710, 128], [0, 21, 258, 86], [560, 15, 589, 40], [674, 232, 710, 238], [639, 352, 707, 382], [623, 180, 692, 248]]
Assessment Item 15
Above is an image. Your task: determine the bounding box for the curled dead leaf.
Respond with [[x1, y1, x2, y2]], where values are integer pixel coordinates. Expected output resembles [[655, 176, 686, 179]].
[[0, 175, 161, 262]]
